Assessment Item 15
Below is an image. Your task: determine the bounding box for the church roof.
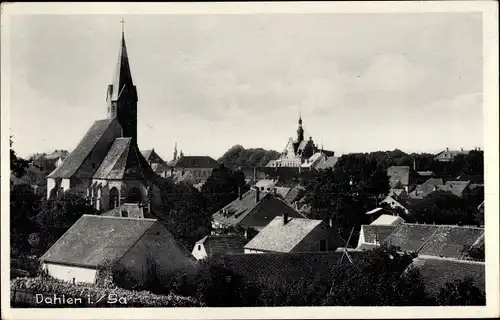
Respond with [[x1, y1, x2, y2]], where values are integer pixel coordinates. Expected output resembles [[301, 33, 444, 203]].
[[48, 119, 117, 179], [93, 138, 155, 180], [108, 33, 134, 101]]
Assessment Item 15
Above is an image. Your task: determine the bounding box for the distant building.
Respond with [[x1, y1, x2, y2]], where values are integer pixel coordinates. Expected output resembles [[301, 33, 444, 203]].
[[387, 166, 414, 192], [243, 215, 343, 254], [168, 155, 219, 183], [191, 235, 247, 261], [380, 195, 410, 214], [370, 214, 405, 226], [266, 115, 336, 169], [434, 147, 472, 162], [408, 178, 444, 199], [40, 215, 196, 285], [141, 149, 170, 178], [100, 203, 149, 219], [46, 28, 162, 213], [356, 224, 399, 251]]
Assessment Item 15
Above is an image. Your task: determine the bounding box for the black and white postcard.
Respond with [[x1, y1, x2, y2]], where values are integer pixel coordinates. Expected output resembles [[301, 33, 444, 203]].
[[1, 2, 499, 319]]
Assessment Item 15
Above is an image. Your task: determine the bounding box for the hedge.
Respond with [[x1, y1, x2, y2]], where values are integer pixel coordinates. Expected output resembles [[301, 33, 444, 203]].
[[11, 276, 204, 307]]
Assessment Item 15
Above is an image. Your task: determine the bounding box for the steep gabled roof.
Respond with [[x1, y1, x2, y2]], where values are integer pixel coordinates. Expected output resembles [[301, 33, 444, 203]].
[[383, 223, 439, 253], [169, 156, 219, 168], [40, 215, 157, 267], [212, 189, 305, 229], [408, 256, 485, 297], [244, 217, 324, 252], [93, 138, 155, 180], [48, 119, 117, 179], [370, 214, 404, 226]]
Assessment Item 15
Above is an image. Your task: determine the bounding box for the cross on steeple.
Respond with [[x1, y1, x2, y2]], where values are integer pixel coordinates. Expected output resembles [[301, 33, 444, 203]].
[[120, 18, 125, 36]]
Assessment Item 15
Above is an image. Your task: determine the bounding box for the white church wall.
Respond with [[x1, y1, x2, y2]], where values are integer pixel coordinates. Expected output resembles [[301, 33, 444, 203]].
[[191, 243, 208, 261], [42, 262, 97, 284], [47, 178, 57, 199], [61, 178, 71, 192]]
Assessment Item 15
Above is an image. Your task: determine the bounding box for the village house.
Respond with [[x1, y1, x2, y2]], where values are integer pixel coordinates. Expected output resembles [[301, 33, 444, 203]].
[[380, 195, 410, 214], [100, 202, 150, 219], [243, 215, 344, 254], [387, 165, 418, 193], [191, 235, 247, 261], [167, 155, 219, 183], [408, 178, 444, 199], [141, 149, 170, 178], [356, 224, 399, 251], [39, 215, 196, 285], [211, 186, 306, 237]]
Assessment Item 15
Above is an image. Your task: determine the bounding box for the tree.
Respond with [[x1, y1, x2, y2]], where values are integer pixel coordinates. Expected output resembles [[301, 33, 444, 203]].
[[324, 246, 430, 306], [436, 277, 485, 305], [192, 260, 260, 307], [156, 179, 212, 248], [218, 144, 280, 169], [10, 184, 42, 256], [304, 154, 389, 241], [10, 136, 30, 179], [34, 193, 98, 254], [201, 164, 248, 214], [461, 244, 485, 262], [411, 191, 479, 226]]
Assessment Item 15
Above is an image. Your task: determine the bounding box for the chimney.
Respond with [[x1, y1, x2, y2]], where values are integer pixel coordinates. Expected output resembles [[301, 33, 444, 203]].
[[238, 186, 242, 200], [255, 187, 260, 203], [283, 212, 289, 225], [461, 147, 464, 152]]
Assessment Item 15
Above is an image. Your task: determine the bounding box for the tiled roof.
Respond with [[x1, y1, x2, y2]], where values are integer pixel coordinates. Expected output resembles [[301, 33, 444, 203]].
[[437, 180, 470, 197], [361, 225, 398, 244], [244, 217, 324, 252], [284, 185, 305, 203], [417, 171, 434, 177], [196, 235, 246, 257], [387, 166, 410, 187], [370, 214, 404, 226], [408, 256, 485, 297], [216, 251, 361, 286], [383, 224, 484, 259], [212, 189, 305, 229], [92, 138, 155, 180], [418, 225, 484, 259], [40, 215, 157, 267], [169, 156, 219, 169], [48, 119, 117, 178], [383, 224, 439, 253], [171, 171, 197, 184], [101, 203, 144, 218]]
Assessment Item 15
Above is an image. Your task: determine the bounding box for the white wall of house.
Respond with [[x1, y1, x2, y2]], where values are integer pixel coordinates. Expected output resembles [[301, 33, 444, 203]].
[[47, 178, 56, 199], [42, 262, 97, 283], [244, 249, 265, 254], [191, 244, 208, 260]]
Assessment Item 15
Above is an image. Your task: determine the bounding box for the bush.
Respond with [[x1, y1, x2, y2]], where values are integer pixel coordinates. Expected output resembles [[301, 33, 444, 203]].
[[11, 276, 204, 307]]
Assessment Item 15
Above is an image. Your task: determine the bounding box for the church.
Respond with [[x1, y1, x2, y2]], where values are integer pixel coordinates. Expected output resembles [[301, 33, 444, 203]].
[[46, 26, 161, 213], [266, 115, 337, 169]]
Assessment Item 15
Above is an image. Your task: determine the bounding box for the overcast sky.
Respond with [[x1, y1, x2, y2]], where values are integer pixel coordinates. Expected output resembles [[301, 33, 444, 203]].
[[9, 13, 483, 160]]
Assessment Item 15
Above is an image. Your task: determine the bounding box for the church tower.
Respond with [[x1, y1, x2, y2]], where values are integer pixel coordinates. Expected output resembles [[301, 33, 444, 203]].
[[106, 20, 138, 144], [297, 113, 304, 142]]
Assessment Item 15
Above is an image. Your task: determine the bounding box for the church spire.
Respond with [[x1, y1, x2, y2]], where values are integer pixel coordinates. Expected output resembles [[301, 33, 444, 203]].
[[106, 19, 138, 144], [297, 113, 304, 142]]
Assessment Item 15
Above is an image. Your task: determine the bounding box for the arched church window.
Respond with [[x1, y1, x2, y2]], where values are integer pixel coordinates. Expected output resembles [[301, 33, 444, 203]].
[[109, 187, 119, 209]]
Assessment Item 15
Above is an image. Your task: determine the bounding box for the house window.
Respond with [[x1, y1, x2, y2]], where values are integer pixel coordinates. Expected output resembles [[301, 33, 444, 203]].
[[121, 210, 128, 217], [319, 239, 327, 252], [198, 245, 201, 251]]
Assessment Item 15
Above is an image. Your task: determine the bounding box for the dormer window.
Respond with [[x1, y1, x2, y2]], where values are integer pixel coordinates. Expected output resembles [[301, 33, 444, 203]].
[[197, 245, 201, 251]]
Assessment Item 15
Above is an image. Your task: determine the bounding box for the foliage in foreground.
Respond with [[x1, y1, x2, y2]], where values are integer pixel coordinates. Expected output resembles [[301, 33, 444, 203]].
[[436, 277, 486, 306], [11, 276, 203, 307]]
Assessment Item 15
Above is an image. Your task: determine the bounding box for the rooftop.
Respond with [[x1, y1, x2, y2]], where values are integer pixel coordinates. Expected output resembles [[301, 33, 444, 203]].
[[244, 216, 324, 253]]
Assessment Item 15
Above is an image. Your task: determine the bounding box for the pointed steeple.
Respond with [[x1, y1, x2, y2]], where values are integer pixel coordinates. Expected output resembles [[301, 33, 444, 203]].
[[107, 19, 138, 144], [297, 113, 304, 142]]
